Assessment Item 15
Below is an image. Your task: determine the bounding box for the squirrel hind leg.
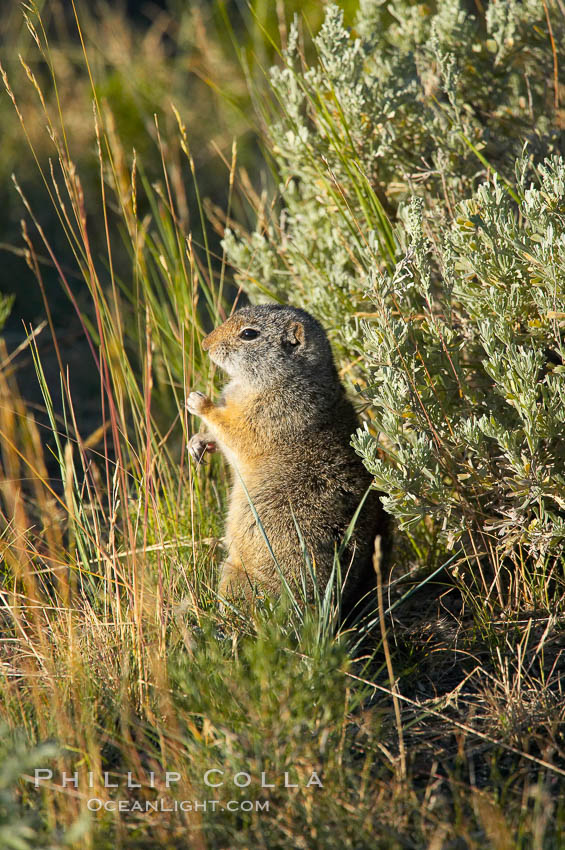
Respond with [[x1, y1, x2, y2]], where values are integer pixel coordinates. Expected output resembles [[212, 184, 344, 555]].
[[218, 558, 274, 609], [218, 559, 254, 601]]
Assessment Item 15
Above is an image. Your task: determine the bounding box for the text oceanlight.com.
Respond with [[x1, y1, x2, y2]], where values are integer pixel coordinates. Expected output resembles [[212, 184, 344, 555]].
[[86, 799, 270, 813]]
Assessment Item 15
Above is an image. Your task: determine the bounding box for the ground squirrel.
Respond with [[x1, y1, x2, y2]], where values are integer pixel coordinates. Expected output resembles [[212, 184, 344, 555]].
[[187, 305, 389, 615]]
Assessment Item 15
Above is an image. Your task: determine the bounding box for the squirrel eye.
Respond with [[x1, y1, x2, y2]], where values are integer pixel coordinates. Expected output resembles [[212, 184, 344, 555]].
[[239, 328, 260, 341]]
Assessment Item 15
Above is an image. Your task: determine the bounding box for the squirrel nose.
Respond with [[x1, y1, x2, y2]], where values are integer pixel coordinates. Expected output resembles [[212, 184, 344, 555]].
[[202, 325, 223, 351]]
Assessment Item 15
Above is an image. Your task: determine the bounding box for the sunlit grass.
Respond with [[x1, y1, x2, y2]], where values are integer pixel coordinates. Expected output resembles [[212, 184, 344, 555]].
[[0, 2, 563, 848]]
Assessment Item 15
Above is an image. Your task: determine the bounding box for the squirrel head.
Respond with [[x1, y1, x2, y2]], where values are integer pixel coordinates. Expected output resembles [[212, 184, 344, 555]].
[[202, 305, 338, 390]]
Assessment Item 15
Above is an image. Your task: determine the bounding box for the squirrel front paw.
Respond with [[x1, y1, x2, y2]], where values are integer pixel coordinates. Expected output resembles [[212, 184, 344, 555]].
[[188, 433, 217, 464], [186, 390, 209, 416]]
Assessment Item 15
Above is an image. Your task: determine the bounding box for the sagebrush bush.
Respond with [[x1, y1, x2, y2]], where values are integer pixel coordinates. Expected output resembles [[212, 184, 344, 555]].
[[355, 163, 565, 564], [224, 1, 565, 596]]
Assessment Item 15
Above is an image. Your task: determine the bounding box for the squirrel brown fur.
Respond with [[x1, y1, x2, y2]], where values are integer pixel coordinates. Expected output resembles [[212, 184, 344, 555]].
[[187, 304, 389, 615]]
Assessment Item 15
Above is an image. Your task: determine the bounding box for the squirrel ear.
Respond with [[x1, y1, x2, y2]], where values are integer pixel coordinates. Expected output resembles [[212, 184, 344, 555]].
[[282, 321, 305, 349]]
